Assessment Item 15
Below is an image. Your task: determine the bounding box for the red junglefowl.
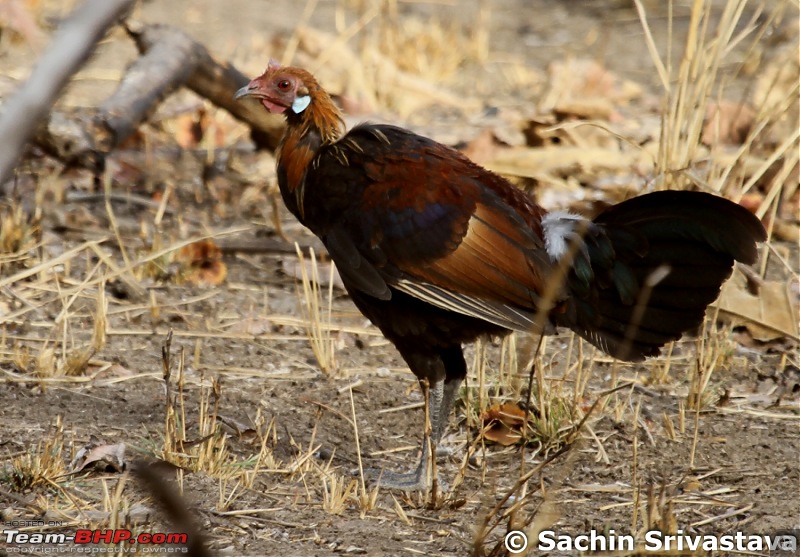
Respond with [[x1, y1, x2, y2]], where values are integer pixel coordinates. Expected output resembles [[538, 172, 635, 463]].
[[236, 60, 766, 492]]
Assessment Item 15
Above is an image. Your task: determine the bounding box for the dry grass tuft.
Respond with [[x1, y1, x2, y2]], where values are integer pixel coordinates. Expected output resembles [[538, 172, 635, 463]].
[[8, 416, 68, 491], [159, 331, 234, 477], [0, 200, 39, 260], [372, 10, 484, 83], [294, 244, 339, 375], [340, 0, 488, 82], [321, 471, 358, 515], [637, 0, 798, 201]]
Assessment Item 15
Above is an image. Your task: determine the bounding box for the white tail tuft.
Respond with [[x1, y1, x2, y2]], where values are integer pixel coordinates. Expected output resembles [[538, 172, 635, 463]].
[[541, 211, 587, 261]]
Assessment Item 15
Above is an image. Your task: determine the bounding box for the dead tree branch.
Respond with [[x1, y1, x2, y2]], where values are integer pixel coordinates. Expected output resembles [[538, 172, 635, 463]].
[[0, 0, 135, 184], [31, 22, 285, 173], [127, 22, 284, 150]]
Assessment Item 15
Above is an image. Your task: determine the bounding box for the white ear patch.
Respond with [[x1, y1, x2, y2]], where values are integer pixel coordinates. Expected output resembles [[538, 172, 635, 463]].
[[292, 95, 311, 113]]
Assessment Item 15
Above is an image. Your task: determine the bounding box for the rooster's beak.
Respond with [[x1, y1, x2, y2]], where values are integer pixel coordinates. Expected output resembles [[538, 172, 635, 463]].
[[234, 84, 255, 100]]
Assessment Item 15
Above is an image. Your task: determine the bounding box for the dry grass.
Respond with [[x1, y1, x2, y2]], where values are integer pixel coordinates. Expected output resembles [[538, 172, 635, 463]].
[[7, 416, 67, 491], [0, 200, 39, 260], [468, 0, 797, 550], [294, 245, 339, 375], [638, 0, 796, 195], [0, 0, 797, 555]]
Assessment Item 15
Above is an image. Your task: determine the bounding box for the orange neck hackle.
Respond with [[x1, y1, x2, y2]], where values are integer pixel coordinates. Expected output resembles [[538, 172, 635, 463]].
[[278, 66, 345, 147], [254, 64, 346, 209]]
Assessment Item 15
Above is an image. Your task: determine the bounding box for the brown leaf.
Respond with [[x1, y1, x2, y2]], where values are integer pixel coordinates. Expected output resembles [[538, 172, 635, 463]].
[[173, 106, 224, 149], [482, 423, 523, 446], [480, 403, 528, 446], [713, 268, 799, 342], [702, 101, 756, 146], [174, 111, 205, 149], [545, 59, 643, 107], [70, 438, 126, 474], [117, 129, 146, 150], [217, 415, 257, 440], [482, 403, 526, 424], [176, 240, 227, 286], [459, 129, 505, 166], [738, 192, 764, 214], [731, 328, 796, 353]]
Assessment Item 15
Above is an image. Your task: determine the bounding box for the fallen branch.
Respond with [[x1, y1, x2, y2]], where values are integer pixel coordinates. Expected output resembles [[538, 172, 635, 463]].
[[33, 21, 197, 169], [32, 22, 285, 172], [127, 22, 284, 150], [0, 0, 135, 183]]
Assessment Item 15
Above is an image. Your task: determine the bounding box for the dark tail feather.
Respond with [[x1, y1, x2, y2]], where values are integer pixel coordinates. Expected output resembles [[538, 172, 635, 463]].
[[555, 191, 766, 361]]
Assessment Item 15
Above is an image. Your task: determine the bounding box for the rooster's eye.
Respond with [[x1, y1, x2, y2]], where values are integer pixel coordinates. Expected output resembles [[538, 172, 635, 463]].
[[277, 80, 291, 90]]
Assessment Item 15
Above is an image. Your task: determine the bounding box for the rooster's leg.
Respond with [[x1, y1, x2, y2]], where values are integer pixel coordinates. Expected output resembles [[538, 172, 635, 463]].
[[435, 378, 461, 448], [362, 380, 439, 491], [364, 378, 461, 492], [362, 344, 466, 492]]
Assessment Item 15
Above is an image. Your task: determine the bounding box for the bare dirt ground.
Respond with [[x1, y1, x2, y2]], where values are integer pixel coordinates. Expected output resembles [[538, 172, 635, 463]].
[[1, 1, 798, 556]]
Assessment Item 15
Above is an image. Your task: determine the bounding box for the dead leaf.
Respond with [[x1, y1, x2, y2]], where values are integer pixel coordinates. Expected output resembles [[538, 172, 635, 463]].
[[176, 240, 227, 286], [117, 129, 146, 150], [174, 110, 205, 149], [544, 59, 643, 110], [731, 328, 796, 354], [173, 106, 225, 149], [480, 403, 528, 446], [713, 268, 799, 342], [70, 438, 126, 474], [738, 192, 764, 214], [217, 415, 257, 440], [459, 129, 506, 166], [702, 101, 756, 146]]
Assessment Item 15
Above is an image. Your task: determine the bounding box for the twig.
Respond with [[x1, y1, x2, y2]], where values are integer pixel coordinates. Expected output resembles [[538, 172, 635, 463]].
[[132, 463, 214, 557]]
